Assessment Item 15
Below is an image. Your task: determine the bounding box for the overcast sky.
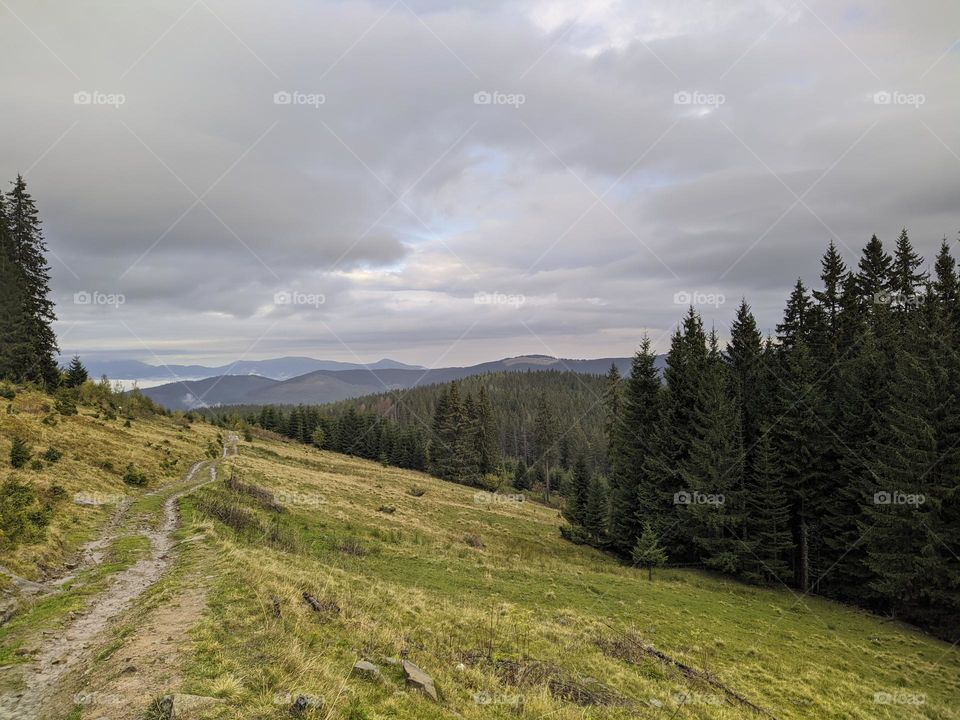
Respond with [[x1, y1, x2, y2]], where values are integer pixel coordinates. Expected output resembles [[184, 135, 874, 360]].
[[3, 0, 959, 367]]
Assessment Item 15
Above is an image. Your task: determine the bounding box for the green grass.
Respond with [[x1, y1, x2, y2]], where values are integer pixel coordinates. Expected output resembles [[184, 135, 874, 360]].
[[166, 439, 960, 720]]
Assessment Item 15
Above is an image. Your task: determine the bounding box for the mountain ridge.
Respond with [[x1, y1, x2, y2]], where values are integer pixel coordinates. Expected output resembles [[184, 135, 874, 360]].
[[136, 354, 664, 410]]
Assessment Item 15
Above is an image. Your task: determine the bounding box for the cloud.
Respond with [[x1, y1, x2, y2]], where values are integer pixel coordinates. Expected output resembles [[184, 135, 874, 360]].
[[3, 0, 959, 367]]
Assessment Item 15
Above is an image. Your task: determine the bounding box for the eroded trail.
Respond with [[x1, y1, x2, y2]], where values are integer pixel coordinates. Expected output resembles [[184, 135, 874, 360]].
[[0, 461, 219, 720]]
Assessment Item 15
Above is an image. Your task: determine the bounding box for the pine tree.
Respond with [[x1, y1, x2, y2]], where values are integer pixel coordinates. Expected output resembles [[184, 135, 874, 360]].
[[645, 307, 709, 560], [474, 386, 501, 475], [742, 428, 792, 584], [6, 175, 59, 387], [773, 336, 825, 592], [681, 344, 746, 575], [631, 522, 668, 581], [608, 336, 661, 554], [562, 455, 590, 527], [582, 475, 609, 544], [533, 394, 559, 501], [0, 202, 31, 382], [890, 229, 927, 308], [64, 355, 88, 388], [724, 300, 764, 474], [856, 234, 893, 304]]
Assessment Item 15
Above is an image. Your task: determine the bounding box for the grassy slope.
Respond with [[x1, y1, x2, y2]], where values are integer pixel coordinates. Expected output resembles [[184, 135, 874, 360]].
[[166, 437, 960, 720], [0, 390, 218, 668]]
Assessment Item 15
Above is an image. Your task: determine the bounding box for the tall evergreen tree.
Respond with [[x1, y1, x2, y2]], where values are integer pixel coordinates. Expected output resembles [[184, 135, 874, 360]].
[[533, 394, 559, 501], [6, 175, 58, 387], [608, 336, 661, 554]]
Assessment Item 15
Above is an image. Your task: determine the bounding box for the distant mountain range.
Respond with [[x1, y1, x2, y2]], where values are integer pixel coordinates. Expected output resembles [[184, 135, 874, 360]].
[[134, 354, 662, 411], [71, 356, 423, 382]]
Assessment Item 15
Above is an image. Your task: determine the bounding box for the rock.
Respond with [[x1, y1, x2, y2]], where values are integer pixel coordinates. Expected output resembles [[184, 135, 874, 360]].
[[402, 659, 438, 701], [159, 693, 223, 719], [352, 660, 382, 681], [382, 656, 401, 666], [290, 694, 324, 715]]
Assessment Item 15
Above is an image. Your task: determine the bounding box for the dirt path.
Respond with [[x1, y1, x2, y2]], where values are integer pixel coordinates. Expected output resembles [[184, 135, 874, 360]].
[[0, 462, 218, 720]]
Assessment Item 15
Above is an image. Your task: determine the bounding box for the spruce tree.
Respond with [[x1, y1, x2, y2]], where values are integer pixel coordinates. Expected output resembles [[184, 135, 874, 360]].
[[681, 340, 746, 575], [890, 229, 927, 308], [631, 522, 668, 581], [608, 336, 661, 554], [582, 475, 609, 544], [63, 355, 89, 388], [856, 233, 893, 303], [533, 394, 559, 501], [742, 428, 792, 584], [6, 175, 59, 387], [562, 454, 590, 527]]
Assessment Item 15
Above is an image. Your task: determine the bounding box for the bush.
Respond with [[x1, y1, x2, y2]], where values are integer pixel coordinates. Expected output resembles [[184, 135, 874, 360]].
[[123, 419, 132, 428], [10, 438, 30, 469], [121, 463, 149, 487], [42, 447, 62, 463], [29, 459, 44, 471], [0, 477, 53, 550], [407, 485, 426, 497], [54, 389, 77, 416], [0, 383, 15, 400]]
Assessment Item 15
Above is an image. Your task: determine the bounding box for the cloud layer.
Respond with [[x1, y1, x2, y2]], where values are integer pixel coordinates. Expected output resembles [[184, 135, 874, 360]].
[[3, 0, 959, 367]]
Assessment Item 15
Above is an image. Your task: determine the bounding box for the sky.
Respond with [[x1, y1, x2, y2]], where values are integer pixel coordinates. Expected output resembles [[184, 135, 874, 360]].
[[2, 0, 959, 368]]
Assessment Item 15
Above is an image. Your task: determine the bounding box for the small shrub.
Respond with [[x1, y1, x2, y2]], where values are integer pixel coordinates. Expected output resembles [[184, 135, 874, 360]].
[[336, 539, 367, 556], [377, 505, 396, 514], [54, 389, 77, 416], [121, 463, 149, 487], [407, 485, 426, 497], [42, 447, 62, 463], [0, 383, 15, 400], [98, 459, 115, 472], [29, 459, 44, 472], [464, 533, 485, 549], [10, 437, 30, 469], [41, 414, 58, 426], [0, 477, 54, 550], [123, 419, 132, 428]]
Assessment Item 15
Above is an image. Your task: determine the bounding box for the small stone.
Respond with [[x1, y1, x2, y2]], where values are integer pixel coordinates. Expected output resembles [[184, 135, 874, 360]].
[[352, 660, 382, 681], [402, 659, 438, 702]]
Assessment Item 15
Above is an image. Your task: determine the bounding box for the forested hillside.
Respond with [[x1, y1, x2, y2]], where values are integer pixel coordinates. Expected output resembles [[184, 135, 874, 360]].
[[565, 232, 960, 643], [206, 369, 611, 478]]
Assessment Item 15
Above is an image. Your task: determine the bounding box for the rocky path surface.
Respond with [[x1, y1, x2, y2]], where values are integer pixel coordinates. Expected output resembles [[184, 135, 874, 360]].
[[0, 459, 220, 720]]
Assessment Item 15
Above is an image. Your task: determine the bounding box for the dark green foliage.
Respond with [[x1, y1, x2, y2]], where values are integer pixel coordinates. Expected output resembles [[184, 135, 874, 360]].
[[607, 337, 661, 555], [121, 463, 149, 487], [0, 477, 55, 549], [63, 355, 89, 388], [631, 522, 668, 581], [558, 233, 960, 642], [10, 437, 30, 468], [41, 446, 61, 463], [1, 176, 59, 387]]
